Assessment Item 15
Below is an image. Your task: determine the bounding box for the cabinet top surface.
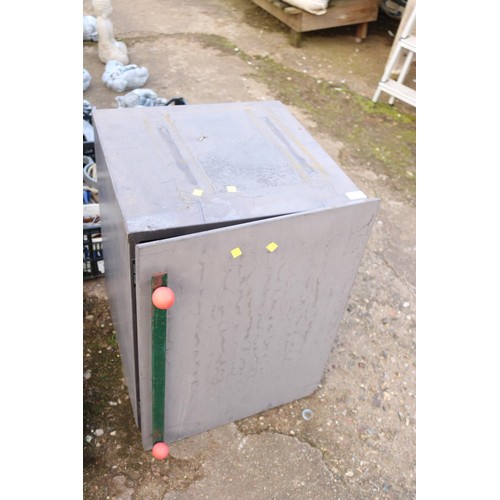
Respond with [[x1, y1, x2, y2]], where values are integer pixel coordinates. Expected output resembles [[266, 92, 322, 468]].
[[93, 101, 367, 236]]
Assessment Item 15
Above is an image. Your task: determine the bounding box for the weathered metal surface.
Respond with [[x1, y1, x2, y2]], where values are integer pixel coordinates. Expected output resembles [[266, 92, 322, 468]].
[[93, 101, 379, 450], [135, 200, 378, 449], [92, 101, 362, 239], [94, 133, 140, 425]]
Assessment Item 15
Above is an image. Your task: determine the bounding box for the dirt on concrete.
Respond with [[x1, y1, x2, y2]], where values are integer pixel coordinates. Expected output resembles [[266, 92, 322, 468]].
[[83, 0, 416, 498]]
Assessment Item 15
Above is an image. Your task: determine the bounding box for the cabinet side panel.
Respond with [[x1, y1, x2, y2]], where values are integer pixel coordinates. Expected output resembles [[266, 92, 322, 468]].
[[94, 127, 139, 426]]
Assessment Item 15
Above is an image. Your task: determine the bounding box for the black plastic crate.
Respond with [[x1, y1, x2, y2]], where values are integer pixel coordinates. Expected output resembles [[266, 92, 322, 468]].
[[83, 225, 104, 279], [83, 140, 95, 161], [83, 100, 95, 161]]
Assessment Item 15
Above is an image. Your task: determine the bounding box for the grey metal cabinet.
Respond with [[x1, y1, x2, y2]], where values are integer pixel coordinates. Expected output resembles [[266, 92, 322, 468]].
[[93, 101, 379, 450]]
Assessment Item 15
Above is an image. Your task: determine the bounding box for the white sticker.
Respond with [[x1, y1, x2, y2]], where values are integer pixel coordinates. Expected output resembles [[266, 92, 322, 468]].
[[345, 190, 367, 200]]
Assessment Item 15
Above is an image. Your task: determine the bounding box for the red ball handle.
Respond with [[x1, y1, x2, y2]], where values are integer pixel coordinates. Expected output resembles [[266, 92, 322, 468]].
[[152, 286, 175, 309], [152, 441, 169, 459]]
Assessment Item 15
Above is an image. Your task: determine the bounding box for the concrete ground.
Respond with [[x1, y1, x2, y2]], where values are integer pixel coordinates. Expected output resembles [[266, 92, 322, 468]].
[[83, 0, 416, 498]]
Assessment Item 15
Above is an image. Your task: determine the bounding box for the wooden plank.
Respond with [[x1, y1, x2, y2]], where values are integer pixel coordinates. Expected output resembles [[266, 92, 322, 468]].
[[299, 0, 379, 32], [251, 0, 378, 34], [269, 0, 302, 14], [252, 0, 304, 31], [356, 22, 368, 40]]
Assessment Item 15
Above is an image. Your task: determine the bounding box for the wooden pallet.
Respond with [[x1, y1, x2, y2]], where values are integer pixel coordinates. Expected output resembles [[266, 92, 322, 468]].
[[251, 0, 379, 47]]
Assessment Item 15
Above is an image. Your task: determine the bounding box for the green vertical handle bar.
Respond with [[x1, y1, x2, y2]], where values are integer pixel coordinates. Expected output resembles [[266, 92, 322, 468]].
[[151, 273, 168, 445]]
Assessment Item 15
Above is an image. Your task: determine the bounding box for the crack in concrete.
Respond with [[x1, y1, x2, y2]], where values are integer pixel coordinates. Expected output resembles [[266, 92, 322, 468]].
[[234, 426, 335, 479]]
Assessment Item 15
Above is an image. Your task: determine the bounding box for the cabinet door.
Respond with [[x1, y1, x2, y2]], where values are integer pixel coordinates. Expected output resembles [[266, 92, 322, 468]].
[[135, 199, 378, 449]]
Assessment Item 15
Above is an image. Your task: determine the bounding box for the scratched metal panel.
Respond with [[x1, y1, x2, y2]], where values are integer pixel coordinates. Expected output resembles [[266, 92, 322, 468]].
[[93, 129, 140, 425], [135, 199, 379, 449], [92, 101, 362, 237]]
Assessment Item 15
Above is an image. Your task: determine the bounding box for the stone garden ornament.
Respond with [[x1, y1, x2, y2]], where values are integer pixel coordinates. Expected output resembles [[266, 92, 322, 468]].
[[115, 89, 169, 107], [83, 69, 92, 91], [83, 16, 98, 41], [102, 60, 149, 93], [92, 0, 129, 65]]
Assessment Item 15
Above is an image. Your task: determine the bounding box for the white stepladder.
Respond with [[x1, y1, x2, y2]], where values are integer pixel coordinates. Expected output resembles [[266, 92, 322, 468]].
[[373, 3, 416, 107]]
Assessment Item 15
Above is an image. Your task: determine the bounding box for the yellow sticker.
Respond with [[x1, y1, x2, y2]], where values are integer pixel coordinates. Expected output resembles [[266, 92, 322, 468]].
[[230, 247, 242, 259], [192, 188, 204, 197], [266, 242, 278, 253], [226, 185, 238, 193]]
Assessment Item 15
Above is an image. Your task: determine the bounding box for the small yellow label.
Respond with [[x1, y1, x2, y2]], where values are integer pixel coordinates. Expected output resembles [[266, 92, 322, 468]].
[[231, 247, 243, 259], [192, 188, 204, 197], [266, 242, 278, 253], [226, 185, 238, 193]]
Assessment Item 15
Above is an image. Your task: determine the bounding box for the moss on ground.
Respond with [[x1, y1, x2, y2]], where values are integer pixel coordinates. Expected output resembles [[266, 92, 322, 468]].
[[193, 34, 416, 199]]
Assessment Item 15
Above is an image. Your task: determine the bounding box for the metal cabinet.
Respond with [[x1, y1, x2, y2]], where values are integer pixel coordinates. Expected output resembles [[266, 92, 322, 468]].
[[93, 101, 379, 450]]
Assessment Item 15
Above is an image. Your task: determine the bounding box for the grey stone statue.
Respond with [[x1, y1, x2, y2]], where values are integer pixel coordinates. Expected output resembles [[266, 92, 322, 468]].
[[83, 16, 98, 41], [102, 60, 149, 93], [92, 0, 129, 65], [115, 89, 169, 107], [83, 69, 92, 91]]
